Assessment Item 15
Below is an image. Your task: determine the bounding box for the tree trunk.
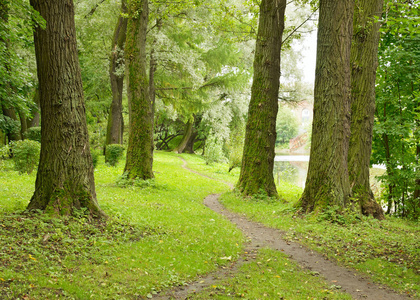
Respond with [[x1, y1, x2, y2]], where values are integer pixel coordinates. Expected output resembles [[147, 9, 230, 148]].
[[348, 0, 384, 219], [297, 0, 354, 213], [1, 105, 21, 141], [174, 119, 193, 154], [27, 0, 104, 218], [184, 130, 198, 154], [28, 87, 40, 128], [105, 0, 128, 152], [123, 0, 154, 180], [18, 109, 27, 138], [236, 0, 286, 198]]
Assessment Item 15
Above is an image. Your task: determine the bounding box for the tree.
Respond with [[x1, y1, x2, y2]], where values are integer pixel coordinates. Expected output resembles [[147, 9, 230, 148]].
[[372, 0, 420, 218], [348, 0, 384, 219], [1, 1, 42, 143], [297, 0, 354, 212], [123, 0, 154, 180], [105, 0, 127, 150], [237, 0, 287, 197], [27, 0, 104, 218]]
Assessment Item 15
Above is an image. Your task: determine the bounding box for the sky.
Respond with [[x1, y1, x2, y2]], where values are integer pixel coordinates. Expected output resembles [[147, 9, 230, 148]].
[[299, 29, 317, 84]]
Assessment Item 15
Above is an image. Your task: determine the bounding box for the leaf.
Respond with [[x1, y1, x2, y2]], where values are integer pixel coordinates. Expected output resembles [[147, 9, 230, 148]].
[[146, 293, 153, 299]]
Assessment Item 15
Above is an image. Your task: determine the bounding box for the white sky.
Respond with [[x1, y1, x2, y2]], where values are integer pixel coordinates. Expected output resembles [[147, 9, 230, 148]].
[[298, 29, 317, 84]]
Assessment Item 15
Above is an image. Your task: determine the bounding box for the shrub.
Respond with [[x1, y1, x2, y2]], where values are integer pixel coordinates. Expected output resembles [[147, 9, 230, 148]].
[[0, 144, 10, 159], [204, 134, 226, 165], [105, 144, 124, 166], [90, 148, 100, 169], [24, 127, 42, 142], [10, 140, 41, 174]]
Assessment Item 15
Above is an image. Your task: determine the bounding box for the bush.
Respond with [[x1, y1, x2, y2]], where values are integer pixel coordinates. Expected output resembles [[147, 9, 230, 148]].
[[10, 140, 41, 174], [90, 148, 100, 169], [105, 144, 124, 166], [0, 144, 10, 159], [204, 134, 226, 165], [24, 127, 42, 142]]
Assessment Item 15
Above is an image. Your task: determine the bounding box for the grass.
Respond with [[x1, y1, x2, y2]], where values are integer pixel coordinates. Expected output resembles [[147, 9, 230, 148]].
[[192, 248, 352, 299], [1, 152, 418, 299], [0, 152, 243, 299], [180, 155, 420, 298]]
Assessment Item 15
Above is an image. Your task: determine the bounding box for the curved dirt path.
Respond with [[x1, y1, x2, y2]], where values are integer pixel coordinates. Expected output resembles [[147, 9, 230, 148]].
[[156, 158, 410, 299]]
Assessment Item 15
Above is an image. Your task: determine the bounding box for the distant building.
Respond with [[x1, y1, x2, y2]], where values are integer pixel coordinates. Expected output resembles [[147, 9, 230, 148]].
[[289, 100, 313, 132]]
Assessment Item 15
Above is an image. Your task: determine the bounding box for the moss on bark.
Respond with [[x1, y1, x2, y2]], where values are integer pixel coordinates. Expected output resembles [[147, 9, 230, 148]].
[[123, 0, 154, 180], [236, 0, 286, 198], [297, 0, 354, 213], [348, 0, 384, 220], [27, 0, 105, 218]]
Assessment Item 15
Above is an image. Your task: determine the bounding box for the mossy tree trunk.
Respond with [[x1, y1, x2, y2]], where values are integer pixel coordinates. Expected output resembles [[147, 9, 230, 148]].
[[27, 0, 104, 218], [348, 0, 384, 219], [297, 0, 354, 213], [105, 0, 127, 153], [123, 0, 154, 180], [236, 0, 286, 198]]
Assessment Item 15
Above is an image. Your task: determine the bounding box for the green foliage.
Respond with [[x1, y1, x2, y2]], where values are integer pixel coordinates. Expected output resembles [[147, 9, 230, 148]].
[[0, 144, 10, 159], [276, 104, 299, 145], [204, 132, 226, 165], [105, 144, 124, 166], [90, 148, 100, 169], [372, 0, 420, 219], [23, 126, 41, 142], [225, 124, 245, 172], [0, 115, 20, 136], [10, 139, 40, 174]]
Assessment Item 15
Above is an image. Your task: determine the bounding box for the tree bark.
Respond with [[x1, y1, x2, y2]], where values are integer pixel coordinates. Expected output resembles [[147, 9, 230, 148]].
[[105, 0, 128, 152], [174, 119, 193, 154], [348, 0, 384, 219], [297, 0, 354, 213], [236, 0, 286, 198], [123, 0, 154, 180], [28, 87, 40, 128], [27, 0, 105, 218]]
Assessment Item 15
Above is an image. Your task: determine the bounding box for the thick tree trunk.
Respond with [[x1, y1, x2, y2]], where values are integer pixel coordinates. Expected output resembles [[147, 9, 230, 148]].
[[174, 119, 193, 154], [348, 0, 384, 219], [28, 0, 104, 218], [123, 0, 154, 180], [236, 0, 286, 198], [105, 0, 127, 151], [298, 0, 354, 213]]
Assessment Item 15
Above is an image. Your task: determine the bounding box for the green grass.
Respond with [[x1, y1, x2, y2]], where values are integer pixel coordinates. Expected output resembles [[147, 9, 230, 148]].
[[0, 152, 243, 299], [1, 152, 419, 299], [192, 248, 352, 299], [181, 154, 420, 298]]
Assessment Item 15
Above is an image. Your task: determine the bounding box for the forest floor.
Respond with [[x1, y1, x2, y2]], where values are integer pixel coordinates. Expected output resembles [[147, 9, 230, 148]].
[[0, 151, 419, 299], [154, 158, 412, 299]]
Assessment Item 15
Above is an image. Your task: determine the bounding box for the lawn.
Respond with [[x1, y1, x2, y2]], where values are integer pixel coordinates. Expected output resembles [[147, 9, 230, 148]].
[[1, 151, 418, 299]]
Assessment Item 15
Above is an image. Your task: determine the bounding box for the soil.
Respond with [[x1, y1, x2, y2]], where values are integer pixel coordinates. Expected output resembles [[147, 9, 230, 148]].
[[155, 158, 411, 300]]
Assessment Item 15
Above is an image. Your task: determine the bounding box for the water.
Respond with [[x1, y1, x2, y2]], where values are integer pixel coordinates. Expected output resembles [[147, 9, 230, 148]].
[[274, 155, 386, 189], [274, 155, 309, 188]]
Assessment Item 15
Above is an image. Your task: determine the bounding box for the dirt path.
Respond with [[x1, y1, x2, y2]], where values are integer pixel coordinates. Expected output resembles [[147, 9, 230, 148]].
[[156, 158, 410, 299]]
